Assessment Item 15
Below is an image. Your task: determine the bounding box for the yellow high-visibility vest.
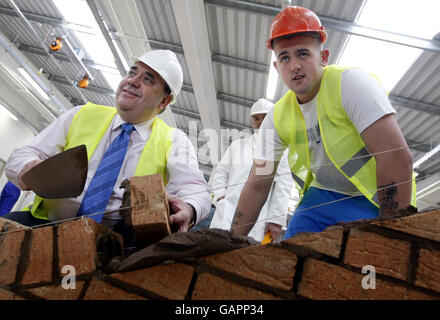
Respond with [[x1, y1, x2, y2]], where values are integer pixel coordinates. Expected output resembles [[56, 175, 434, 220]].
[[273, 65, 417, 208], [28, 102, 174, 220]]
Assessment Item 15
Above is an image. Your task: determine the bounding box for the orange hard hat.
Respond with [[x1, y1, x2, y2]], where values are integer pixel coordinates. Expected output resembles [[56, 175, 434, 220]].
[[267, 6, 327, 49]]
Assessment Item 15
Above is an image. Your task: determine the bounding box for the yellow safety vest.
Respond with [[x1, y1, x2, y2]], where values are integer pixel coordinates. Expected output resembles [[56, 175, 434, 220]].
[[28, 102, 174, 220], [273, 65, 417, 208]]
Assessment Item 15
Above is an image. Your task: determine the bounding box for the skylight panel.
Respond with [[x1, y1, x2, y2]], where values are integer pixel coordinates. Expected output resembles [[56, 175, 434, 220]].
[[52, 0, 123, 91], [337, 0, 440, 92]]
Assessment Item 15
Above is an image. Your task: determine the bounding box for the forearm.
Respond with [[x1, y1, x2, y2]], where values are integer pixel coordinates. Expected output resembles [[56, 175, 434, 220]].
[[360, 113, 414, 216], [376, 153, 413, 215], [5, 146, 48, 188], [231, 162, 277, 236], [166, 130, 212, 222], [5, 106, 78, 187]]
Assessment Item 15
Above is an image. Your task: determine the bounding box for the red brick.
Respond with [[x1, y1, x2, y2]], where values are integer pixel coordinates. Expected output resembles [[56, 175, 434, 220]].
[[415, 248, 440, 293], [121, 175, 171, 245], [57, 218, 118, 276], [83, 278, 146, 300], [201, 245, 297, 291], [372, 210, 440, 242], [111, 263, 194, 300], [0, 224, 26, 285], [298, 258, 437, 300], [21, 226, 53, 285], [344, 229, 410, 280], [27, 282, 85, 300], [0, 217, 27, 231], [284, 226, 344, 258], [0, 287, 25, 300], [192, 273, 279, 300]]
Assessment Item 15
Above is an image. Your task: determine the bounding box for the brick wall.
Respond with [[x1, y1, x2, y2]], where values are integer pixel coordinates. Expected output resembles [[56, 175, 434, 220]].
[[1, 209, 439, 300]]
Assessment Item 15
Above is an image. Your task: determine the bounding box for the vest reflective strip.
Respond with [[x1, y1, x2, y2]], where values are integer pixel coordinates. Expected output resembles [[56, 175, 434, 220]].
[[340, 146, 372, 178], [291, 172, 305, 189]]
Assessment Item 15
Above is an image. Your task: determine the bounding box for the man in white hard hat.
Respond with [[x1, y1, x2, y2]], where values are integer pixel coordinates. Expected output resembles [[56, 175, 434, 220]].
[[5, 50, 211, 244], [209, 98, 294, 242]]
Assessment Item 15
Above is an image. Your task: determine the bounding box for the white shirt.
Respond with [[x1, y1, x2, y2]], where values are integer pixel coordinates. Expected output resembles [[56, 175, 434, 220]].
[[6, 105, 211, 228], [256, 68, 396, 195], [209, 133, 294, 242]]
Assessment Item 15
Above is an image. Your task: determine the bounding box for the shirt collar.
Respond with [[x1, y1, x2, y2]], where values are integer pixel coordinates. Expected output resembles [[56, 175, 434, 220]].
[[113, 114, 155, 141]]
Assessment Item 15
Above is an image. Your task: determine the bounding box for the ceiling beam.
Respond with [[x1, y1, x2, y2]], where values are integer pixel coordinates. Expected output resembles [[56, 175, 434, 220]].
[[389, 95, 440, 116], [406, 139, 436, 153], [172, 105, 250, 131], [217, 92, 254, 107], [0, 5, 64, 26], [221, 119, 251, 130], [204, 0, 440, 54], [3, 1, 440, 54], [18, 42, 440, 119], [170, 0, 222, 161], [148, 39, 184, 54], [0, 4, 267, 74], [48, 73, 115, 97], [148, 38, 269, 73], [86, 0, 126, 76], [19, 43, 98, 68], [171, 106, 201, 120], [211, 53, 268, 73]]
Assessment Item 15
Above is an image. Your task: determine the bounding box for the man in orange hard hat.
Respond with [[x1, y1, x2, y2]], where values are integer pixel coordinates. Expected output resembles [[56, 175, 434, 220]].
[[231, 6, 416, 239]]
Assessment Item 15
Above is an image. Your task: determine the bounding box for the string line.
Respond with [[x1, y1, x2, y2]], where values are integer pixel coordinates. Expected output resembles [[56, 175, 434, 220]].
[[0, 141, 437, 236]]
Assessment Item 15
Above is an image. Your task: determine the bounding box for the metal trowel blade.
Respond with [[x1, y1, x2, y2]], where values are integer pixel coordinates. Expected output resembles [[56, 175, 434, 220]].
[[22, 145, 88, 199]]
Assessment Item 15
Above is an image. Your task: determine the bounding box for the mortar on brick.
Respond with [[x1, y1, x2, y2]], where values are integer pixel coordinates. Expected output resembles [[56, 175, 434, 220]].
[[120, 174, 172, 247], [1, 207, 440, 301], [57, 218, 123, 277]]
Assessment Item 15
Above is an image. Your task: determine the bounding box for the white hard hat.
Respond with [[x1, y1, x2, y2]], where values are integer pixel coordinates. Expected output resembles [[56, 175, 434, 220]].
[[250, 98, 274, 116], [135, 50, 183, 105]]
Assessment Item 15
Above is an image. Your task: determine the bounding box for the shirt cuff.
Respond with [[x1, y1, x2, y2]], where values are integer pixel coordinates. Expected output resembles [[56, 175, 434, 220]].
[[184, 199, 201, 225]]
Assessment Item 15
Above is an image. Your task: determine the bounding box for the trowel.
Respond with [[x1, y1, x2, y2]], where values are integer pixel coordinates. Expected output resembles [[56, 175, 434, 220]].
[[22, 145, 88, 199]]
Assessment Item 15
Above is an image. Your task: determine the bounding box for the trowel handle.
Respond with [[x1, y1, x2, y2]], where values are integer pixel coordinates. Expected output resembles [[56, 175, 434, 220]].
[[262, 231, 272, 244]]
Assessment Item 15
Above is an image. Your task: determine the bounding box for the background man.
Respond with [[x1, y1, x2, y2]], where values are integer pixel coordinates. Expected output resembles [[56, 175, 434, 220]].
[[231, 6, 416, 239], [209, 98, 293, 242]]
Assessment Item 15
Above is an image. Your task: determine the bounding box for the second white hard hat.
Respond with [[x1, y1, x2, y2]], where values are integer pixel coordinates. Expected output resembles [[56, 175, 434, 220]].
[[135, 50, 183, 105], [250, 98, 274, 116]]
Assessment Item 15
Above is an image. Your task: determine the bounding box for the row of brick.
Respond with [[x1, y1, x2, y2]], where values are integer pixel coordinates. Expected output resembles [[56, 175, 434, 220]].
[[1, 209, 439, 300], [0, 254, 437, 300], [0, 217, 123, 287]]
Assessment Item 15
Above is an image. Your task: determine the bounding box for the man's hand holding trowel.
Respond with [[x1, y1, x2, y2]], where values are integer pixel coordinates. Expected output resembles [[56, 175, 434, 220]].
[[16, 159, 43, 190]]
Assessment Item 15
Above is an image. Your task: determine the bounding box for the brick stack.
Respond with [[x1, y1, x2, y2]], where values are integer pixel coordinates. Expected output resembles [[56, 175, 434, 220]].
[[1, 204, 439, 300]]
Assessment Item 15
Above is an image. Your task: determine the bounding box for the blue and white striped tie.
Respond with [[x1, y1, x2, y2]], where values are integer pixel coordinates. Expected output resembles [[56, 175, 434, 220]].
[[77, 123, 135, 222]]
